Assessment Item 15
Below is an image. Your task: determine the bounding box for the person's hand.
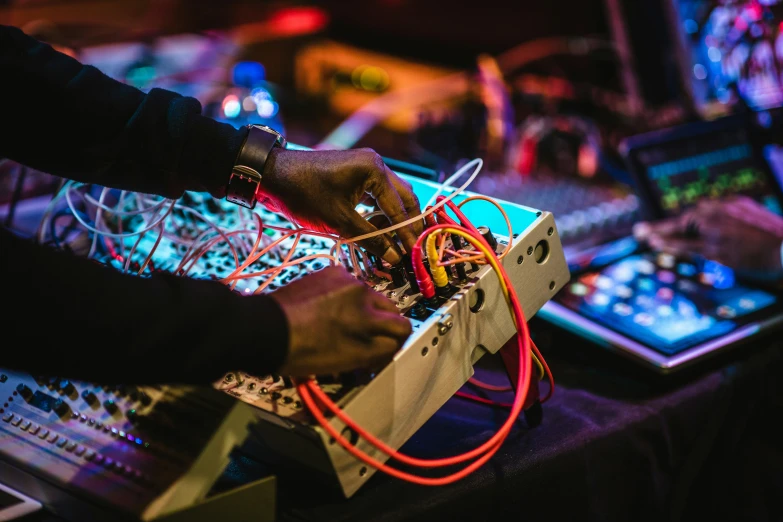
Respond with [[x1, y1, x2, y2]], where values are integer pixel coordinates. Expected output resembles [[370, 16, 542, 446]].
[[269, 266, 412, 377], [633, 196, 783, 274], [259, 148, 423, 265]]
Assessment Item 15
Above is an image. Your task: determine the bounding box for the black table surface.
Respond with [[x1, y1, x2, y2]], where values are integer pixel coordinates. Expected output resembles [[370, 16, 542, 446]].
[[18, 319, 783, 522]]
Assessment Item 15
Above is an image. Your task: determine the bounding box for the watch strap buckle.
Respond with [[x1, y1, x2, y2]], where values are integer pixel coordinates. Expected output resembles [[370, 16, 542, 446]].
[[226, 165, 262, 209]]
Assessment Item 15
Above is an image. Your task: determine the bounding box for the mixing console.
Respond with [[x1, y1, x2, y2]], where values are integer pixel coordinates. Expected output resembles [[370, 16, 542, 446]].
[[472, 171, 640, 248], [0, 371, 265, 521]]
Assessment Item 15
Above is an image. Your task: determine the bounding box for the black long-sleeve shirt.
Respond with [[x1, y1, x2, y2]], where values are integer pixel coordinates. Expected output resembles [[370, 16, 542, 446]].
[[0, 25, 288, 384]]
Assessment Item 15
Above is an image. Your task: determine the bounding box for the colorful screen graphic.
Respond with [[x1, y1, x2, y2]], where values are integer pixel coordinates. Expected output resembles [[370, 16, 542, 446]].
[[672, 0, 783, 113], [634, 125, 782, 216]]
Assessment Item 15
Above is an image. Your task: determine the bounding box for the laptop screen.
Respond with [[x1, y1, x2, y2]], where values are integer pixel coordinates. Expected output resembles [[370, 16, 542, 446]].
[[622, 116, 783, 219], [639, 124, 781, 217]]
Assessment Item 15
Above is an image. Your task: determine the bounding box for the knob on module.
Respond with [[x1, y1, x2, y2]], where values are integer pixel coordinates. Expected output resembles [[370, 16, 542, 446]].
[[53, 399, 71, 418], [16, 383, 32, 401]]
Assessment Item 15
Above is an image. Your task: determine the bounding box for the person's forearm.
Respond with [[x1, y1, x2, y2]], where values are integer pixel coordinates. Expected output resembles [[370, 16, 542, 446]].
[[0, 24, 244, 199], [1, 228, 289, 385]]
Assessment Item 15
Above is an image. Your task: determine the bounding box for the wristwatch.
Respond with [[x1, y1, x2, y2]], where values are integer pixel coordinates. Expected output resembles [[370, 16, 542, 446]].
[[226, 124, 287, 209]]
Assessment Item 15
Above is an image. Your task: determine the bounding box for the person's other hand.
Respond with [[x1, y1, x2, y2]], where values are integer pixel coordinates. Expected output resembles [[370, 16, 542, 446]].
[[633, 196, 783, 274], [260, 148, 423, 265], [269, 266, 412, 377]]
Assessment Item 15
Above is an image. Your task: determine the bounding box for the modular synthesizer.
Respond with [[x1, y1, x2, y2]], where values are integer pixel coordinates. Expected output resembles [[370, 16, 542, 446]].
[[93, 167, 567, 496], [1, 157, 569, 513], [185, 175, 566, 497], [218, 199, 565, 496]]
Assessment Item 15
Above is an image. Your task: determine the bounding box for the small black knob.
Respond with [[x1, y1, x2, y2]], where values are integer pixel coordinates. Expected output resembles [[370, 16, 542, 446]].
[[53, 399, 71, 417], [454, 261, 468, 282], [103, 399, 118, 414], [58, 380, 75, 395], [16, 383, 33, 401], [270, 391, 282, 401], [450, 234, 468, 282], [126, 409, 138, 423], [402, 254, 420, 293], [436, 283, 455, 298], [477, 226, 498, 251], [282, 396, 294, 404], [81, 390, 98, 406], [409, 302, 428, 319], [391, 266, 407, 288]]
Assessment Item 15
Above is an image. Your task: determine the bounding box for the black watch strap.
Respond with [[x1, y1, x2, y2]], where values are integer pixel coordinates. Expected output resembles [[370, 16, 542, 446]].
[[238, 125, 280, 171], [226, 126, 283, 209]]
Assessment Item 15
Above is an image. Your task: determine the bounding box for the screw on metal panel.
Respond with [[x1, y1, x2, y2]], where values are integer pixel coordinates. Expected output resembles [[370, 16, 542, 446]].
[[437, 314, 454, 335]]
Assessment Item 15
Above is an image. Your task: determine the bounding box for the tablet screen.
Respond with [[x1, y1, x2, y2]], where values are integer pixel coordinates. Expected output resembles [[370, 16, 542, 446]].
[[555, 249, 779, 354]]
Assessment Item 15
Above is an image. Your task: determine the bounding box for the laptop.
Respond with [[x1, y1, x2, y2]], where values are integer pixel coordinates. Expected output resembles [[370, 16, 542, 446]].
[[538, 114, 783, 373]]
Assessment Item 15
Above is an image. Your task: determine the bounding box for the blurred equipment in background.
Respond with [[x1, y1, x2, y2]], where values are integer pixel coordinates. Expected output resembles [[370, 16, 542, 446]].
[[0, 0, 664, 256], [202, 61, 285, 132], [0, 2, 330, 233], [667, 0, 783, 118], [294, 39, 464, 149], [539, 113, 783, 373], [291, 1, 688, 256], [292, 32, 639, 253], [509, 115, 603, 179], [79, 31, 239, 101]]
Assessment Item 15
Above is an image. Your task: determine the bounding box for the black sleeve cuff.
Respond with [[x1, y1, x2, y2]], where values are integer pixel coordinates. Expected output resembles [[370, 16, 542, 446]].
[[0, 227, 289, 385], [225, 293, 291, 377], [180, 115, 249, 199]]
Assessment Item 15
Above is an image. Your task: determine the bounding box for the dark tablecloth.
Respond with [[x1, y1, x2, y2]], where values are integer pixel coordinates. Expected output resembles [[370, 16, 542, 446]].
[[20, 320, 783, 522]]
